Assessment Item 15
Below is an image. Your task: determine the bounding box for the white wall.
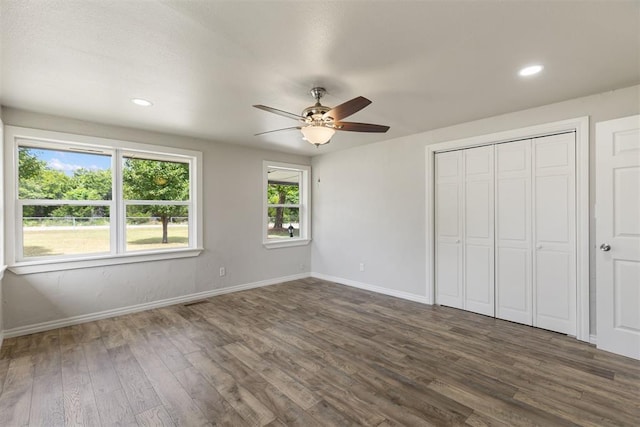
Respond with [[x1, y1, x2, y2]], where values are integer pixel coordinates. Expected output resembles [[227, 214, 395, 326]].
[[0, 113, 5, 341], [1, 107, 311, 332], [311, 84, 640, 334]]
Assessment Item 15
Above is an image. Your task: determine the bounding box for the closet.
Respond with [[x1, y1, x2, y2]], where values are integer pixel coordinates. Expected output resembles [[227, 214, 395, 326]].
[[435, 132, 577, 335]]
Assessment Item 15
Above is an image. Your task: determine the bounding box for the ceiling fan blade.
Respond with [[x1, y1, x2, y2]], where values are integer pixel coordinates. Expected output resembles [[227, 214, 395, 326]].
[[253, 105, 305, 122], [323, 96, 371, 121], [335, 121, 390, 133], [254, 126, 302, 136]]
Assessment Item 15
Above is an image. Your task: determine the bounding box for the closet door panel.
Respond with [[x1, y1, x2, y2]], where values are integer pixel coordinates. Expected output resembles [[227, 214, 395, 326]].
[[497, 179, 528, 240], [536, 251, 572, 321], [465, 245, 493, 312], [495, 140, 533, 325], [536, 175, 570, 241], [436, 151, 463, 309], [466, 181, 492, 238], [464, 146, 495, 316], [437, 182, 461, 237], [533, 133, 576, 335], [437, 243, 462, 304], [497, 247, 530, 314]]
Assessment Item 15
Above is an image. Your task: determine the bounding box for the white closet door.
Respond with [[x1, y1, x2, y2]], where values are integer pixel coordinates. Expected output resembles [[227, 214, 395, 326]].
[[533, 133, 577, 335], [436, 150, 463, 309], [495, 140, 533, 325], [464, 146, 495, 316]]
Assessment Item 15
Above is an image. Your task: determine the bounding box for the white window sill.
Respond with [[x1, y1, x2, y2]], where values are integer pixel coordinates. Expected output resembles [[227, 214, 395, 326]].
[[263, 239, 311, 249], [8, 248, 204, 275]]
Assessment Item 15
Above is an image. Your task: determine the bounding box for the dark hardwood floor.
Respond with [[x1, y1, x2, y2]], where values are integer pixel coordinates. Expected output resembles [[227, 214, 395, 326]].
[[0, 278, 638, 426]]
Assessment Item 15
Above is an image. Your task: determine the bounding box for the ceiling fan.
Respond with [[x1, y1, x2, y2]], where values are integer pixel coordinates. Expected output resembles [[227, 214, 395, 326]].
[[253, 87, 390, 147]]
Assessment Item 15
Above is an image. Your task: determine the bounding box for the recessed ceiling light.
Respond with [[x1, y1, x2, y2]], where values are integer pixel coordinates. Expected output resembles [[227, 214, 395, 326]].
[[519, 65, 544, 77], [131, 98, 153, 107]]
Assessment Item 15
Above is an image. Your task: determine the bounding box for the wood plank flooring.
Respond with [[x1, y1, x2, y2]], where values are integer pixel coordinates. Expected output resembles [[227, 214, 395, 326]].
[[0, 278, 638, 426]]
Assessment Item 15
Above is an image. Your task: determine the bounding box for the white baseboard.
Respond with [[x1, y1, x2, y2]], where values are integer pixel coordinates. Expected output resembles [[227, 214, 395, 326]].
[[3, 272, 309, 339], [310, 272, 431, 305], [589, 334, 597, 345]]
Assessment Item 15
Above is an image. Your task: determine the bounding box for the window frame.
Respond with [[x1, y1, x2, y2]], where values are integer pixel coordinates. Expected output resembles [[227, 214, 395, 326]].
[[4, 126, 203, 274], [263, 160, 311, 248]]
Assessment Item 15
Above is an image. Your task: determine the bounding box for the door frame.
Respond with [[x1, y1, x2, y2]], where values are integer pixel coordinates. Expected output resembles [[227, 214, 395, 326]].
[[425, 117, 590, 342]]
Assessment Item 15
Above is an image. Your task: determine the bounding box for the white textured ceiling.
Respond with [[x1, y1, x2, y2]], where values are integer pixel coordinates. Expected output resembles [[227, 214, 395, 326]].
[[1, 1, 639, 156]]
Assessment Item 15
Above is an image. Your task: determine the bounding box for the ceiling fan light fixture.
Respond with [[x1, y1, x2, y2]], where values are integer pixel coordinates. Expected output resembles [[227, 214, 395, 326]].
[[301, 125, 335, 146]]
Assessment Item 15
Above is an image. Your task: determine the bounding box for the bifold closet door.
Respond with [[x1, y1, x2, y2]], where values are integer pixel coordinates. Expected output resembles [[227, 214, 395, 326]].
[[464, 145, 495, 316], [495, 140, 533, 325], [435, 150, 463, 309], [495, 134, 577, 332], [437, 135, 577, 334], [533, 133, 576, 335], [436, 146, 494, 315]]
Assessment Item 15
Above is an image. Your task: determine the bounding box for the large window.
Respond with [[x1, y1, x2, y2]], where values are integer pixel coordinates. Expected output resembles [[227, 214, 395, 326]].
[[263, 161, 310, 248], [5, 126, 202, 273]]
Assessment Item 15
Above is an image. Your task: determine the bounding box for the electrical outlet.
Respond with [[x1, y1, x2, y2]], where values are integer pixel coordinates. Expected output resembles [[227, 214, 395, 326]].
[[359, 263, 365, 272], [299, 264, 305, 271], [219, 267, 226, 277]]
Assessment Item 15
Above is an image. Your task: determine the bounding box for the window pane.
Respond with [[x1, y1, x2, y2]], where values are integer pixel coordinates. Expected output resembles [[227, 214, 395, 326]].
[[267, 168, 300, 204], [22, 205, 110, 258], [123, 157, 189, 201], [267, 207, 300, 239], [18, 146, 112, 200], [126, 205, 189, 251]]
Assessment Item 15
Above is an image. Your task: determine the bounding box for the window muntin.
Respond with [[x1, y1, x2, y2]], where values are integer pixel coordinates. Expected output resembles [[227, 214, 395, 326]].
[[263, 162, 310, 247], [8, 129, 201, 269]]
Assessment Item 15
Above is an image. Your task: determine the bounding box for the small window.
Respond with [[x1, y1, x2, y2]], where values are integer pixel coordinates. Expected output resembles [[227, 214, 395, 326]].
[[263, 161, 310, 248], [5, 126, 203, 273]]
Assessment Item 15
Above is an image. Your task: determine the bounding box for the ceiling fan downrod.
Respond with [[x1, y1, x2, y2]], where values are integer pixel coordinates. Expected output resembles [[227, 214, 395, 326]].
[[310, 87, 326, 105]]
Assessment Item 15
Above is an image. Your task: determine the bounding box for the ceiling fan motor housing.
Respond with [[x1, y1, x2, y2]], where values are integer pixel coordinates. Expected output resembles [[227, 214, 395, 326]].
[[303, 87, 334, 125], [302, 104, 331, 121]]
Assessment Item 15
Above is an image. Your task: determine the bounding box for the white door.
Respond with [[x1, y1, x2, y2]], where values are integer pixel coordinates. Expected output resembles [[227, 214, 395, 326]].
[[596, 115, 640, 360], [532, 133, 576, 335], [464, 146, 495, 316], [495, 140, 533, 325], [436, 150, 463, 309]]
